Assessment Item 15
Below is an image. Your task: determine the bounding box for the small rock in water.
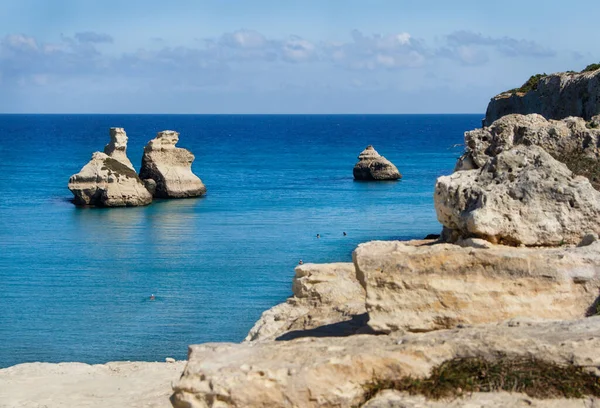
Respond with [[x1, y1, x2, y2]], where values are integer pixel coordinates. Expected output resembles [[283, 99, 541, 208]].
[[353, 145, 401, 181]]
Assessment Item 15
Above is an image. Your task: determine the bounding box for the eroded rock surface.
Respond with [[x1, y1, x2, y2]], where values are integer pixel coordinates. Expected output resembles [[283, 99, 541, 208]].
[[485, 68, 600, 125], [104, 127, 135, 170], [353, 239, 600, 334], [437, 145, 600, 246], [139, 131, 206, 198], [68, 152, 152, 207], [363, 390, 598, 408], [171, 317, 600, 408], [353, 145, 402, 181], [245, 263, 366, 342]]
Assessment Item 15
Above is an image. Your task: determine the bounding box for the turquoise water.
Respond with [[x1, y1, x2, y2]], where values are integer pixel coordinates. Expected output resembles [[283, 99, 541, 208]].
[[0, 114, 480, 368]]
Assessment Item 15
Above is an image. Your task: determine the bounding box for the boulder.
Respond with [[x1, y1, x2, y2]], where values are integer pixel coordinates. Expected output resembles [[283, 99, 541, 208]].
[[103, 127, 135, 170], [437, 145, 600, 246], [68, 152, 152, 207], [245, 263, 366, 342], [485, 68, 600, 126], [171, 317, 600, 408], [353, 145, 401, 181], [353, 239, 600, 334], [455, 115, 600, 190], [139, 131, 206, 198]]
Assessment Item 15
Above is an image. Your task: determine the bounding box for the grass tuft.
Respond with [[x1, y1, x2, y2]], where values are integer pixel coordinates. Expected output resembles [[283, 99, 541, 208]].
[[507, 74, 547, 95], [551, 149, 600, 191], [360, 357, 600, 404]]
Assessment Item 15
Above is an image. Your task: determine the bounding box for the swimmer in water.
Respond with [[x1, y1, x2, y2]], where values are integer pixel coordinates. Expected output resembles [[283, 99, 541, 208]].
[[298, 259, 303, 265], [316, 234, 320, 239], [343, 232, 347, 236], [150, 294, 156, 301]]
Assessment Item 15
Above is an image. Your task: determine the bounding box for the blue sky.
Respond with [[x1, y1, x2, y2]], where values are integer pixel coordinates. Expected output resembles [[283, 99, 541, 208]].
[[1, 0, 598, 113]]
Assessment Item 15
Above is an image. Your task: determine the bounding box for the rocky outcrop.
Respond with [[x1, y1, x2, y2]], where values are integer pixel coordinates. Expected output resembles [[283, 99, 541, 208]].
[[171, 317, 600, 408], [353, 145, 402, 181], [436, 145, 600, 246], [354, 239, 600, 334], [456, 114, 600, 172], [139, 131, 206, 198], [485, 68, 600, 126], [68, 152, 153, 207], [245, 263, 366, 342], [103, 127, 135, 170]]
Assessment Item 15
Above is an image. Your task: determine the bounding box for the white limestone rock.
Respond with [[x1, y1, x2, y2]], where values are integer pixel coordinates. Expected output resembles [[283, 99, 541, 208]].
[[245, 263, 366, 342], [171, 317, 600, 408], [353, 145, 402, 181], [68, 152, 152, 207], [456, 114, 600, 173], [353, 239, 600, 334], [437, 145, 600, 246], [103, 127, 135, 170], [139, 131, 206, 198]]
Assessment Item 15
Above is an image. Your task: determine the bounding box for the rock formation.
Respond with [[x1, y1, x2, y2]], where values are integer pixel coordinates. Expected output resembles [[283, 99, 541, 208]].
[[68, 152, 153, 207], [171, 317, 600, 408], [245, 263, 366, 342], [354, 239, 600, 334], [353, 145, 402, 181], [436, 145, 600, 246], [456, 114, 600, 172], [103, 127, 135, 170], [484, 67, 600, 125], [139, 131, 206, 198]]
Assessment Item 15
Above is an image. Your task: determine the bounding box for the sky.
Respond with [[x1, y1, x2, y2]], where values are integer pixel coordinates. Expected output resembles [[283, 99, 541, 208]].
[[1, 0, 598, 113]]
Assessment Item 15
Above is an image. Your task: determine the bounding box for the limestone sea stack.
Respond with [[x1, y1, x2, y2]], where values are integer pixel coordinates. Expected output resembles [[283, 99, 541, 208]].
[[353, 145, 401, 180], [139, 130, 206, 198], [103, 127, 135, 170], [484, 67, 600, 125], [68, 152, 153, 207]]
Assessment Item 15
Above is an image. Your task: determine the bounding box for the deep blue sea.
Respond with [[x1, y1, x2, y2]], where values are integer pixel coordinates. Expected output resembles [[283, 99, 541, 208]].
[[0, 114, 480, 368]]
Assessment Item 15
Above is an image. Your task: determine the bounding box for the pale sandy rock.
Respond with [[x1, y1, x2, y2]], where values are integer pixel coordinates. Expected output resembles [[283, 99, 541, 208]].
[[456, 114, 600, 172], [139, 130, 206, 198], [485, 68, 600, 125], [68, 152, 153, 207], [354, 145, 402, 181], [104, 127, 135, 170], [245, 263, 366, 342], [363, 390, 598, 408], [171, 317, 600, 408], [436, 145, 600, 246], [0, 361, 186, 408], [353, 239, 600, 334]]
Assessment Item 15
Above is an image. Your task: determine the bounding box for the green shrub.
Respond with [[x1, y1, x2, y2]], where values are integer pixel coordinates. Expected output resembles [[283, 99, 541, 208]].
[[582, 63, 600, 73], [507, 73, 547, 95]]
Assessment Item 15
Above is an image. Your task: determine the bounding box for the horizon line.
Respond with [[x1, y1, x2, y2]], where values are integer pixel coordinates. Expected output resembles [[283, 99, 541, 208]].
[[0, 112, 485, 116]]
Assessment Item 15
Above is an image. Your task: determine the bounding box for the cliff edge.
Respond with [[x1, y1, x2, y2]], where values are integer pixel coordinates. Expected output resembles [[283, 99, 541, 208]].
[[485, 66, 600, 126]]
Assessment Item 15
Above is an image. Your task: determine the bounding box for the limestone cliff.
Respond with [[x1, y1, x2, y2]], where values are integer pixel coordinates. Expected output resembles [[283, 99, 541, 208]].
[[485, 67, 600, 125]]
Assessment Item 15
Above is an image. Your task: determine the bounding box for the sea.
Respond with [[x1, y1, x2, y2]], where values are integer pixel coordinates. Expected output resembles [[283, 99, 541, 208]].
[[0, 114, 481, 368]]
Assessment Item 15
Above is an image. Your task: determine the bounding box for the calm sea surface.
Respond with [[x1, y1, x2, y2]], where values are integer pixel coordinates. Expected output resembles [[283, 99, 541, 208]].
[[0, 114, 480, 368]]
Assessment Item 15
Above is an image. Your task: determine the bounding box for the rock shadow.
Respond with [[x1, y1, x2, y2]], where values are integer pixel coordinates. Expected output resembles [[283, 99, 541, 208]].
[[585, 295, 600, 317], [275, 313, 378, 341]]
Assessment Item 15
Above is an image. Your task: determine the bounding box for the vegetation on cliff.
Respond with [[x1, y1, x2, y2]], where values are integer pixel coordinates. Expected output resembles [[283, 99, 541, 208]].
[[361, 357, 600, 403], [507, 73, 547, 95]]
